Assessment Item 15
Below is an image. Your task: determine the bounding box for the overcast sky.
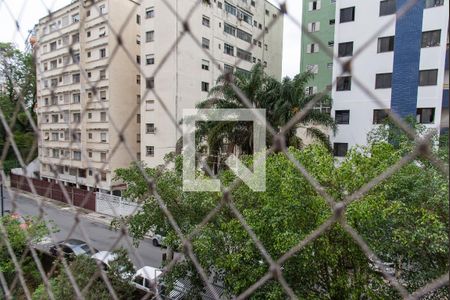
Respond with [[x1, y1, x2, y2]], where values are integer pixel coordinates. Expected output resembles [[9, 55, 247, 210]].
[[0, 0, 301, 78]]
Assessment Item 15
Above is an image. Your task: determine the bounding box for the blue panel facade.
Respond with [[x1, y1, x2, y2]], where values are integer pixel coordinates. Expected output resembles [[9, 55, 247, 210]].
[[390, 0, 424, 118], [443, 89, 449, 108]]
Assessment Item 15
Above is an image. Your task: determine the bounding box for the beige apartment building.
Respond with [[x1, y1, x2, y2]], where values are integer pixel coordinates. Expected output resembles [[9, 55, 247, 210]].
[[139, 0, 284, 167], [35, 0, 140, 194]]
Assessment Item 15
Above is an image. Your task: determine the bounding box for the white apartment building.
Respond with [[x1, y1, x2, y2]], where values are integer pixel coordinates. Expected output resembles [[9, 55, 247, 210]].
[[35, 0, 140, 193], [330, 0, 449, 156], [139, 0, 284, 167]]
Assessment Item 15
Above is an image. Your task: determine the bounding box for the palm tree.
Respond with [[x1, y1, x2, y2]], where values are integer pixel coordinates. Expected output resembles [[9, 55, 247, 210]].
[[195, 63, 268, 157], [266, 72, 336, 150], [193, 63, 336, 161]]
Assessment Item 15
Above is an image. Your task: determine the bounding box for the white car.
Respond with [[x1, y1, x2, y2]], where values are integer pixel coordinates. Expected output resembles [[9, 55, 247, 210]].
[[91, 251, 118, 270], [131, 266, 163, 293]]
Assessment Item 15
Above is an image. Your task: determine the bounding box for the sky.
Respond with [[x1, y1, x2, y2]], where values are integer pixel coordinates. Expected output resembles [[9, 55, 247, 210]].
[[0, 0, 301, 78]]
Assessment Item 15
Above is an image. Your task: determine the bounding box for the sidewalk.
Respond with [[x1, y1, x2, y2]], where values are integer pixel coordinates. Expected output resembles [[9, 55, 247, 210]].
[[9, 187, 116, 227]]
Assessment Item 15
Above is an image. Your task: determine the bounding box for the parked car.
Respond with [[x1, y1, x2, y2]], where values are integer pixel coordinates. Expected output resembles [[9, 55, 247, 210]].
[[152, 234, 166, 247], [91, 251, 118, 270], [131, 266, 163, 294], [49, 239, 98, 258]]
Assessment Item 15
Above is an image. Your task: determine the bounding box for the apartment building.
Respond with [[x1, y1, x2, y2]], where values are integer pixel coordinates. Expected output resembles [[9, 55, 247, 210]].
[[300, 0, 336, 103], [330, 0, 449, 156], [139, 0, 284, 167], [35, 0, 140, 193]]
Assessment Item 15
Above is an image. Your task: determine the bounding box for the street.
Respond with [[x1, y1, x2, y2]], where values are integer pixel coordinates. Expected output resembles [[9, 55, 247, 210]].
[[2, 187, 164, 269]]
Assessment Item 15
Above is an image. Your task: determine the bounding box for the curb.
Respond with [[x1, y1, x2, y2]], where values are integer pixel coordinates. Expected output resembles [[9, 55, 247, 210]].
[[10, 188, 114, 226], [10, 188, 155, 241]]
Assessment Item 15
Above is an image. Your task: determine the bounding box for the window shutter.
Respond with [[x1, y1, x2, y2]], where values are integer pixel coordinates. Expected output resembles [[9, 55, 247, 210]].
[[316, 22, 320, 31], [313, 86, 318, 94], [314, 44, 320, 53], [308, 1, 313, 11], [317, 0, 321, 9], [306, 44, 311, 53], [308, 23, 312, 32]]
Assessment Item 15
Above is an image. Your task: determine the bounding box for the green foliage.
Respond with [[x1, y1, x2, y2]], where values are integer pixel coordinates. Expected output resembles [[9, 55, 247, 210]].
[[115, 140, 448, 299], [0, 42, 37, 170], [33, 248, 136, 300], [192, 64, 335, 161], [0, 215, 53, 297]]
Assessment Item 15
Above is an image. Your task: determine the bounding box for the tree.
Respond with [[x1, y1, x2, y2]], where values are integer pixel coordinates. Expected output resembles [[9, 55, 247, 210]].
[[32, 248, 137, 300], [0, 214, 53, 298], [114, 141, 448, 299], [0, 42, 37, 172], [193, 64, 335, 160]]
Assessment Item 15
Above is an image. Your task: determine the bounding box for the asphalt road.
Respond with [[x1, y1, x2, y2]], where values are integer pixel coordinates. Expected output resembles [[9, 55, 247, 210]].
[[1, 187, 164, 269]]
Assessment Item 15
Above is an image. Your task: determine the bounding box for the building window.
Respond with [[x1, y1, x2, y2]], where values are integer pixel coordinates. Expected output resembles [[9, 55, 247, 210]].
[[88, 133, 93, 139], [335, 110, 350, 124], [236, 48, 252, 62], [72, 73, 80, 83], [201, 81, 209, 92], [309, 0, 321, 11], [100, 48, 106, 58], [307, 43, 319, 53], [73, 151, 81, 161], [137, 75, 141, 84], [422, 30, 441, 47], [333, 143, 348, 157], [137, 114, 141, 123], [100, 90, 107, 101], [146, 146, 154, 157], [328, 41, 334, 47], [101, 172, 107, 181], [419, 69, 438, 86], [308, 22, 320, 32], [72, 13, 80, 23], [73, 113, 81, 123], [373, 109, 389, 124], [136, 14, 141, 24], [336, 76, 352, 91], [202, 59, 210, 70], [340, 7, 355, 23], [146, 123, 155, 134], [306, 64, 319, 74], [48, 42, 57, 52], [338, 42, 353, 57], [202, 15, 210, 27], [375, 73, 392, 89], [305, 86, 316, 96], [224, 43, 234, 56], [377, 36, 395, 53], [329, 19, 335, 25], [146, 30, 154, 42], [100, 112, 107, 122], [225, 2, 237, 15], [146, 7, 155, 18], [425, 0, 444, 8], [224, 64, 234, 74], [416, 108, 435, 124], [72, 93, 80, 103], [100, 132, 107, 143], [99, 69, 106, 80], [146, 77, 155, 89], [99, 4, 106, 15], [146, 100, 155, 111], [202, 38, 210, 49], [136, 55, 141, 64], [379, 0, 396, 16], [237, 29, 252, 43], [146, 54, 155, 65], [327, 62, 333, 69]]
